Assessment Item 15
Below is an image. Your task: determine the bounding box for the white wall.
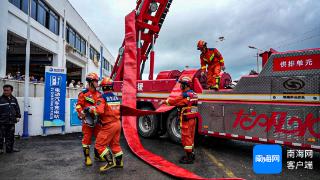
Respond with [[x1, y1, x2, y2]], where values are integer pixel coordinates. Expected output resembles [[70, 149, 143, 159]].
[[15, 97, 82, 136], [0, 0, 9, 78], [1, 0, 115, 79], [7, 4, 59, 54]]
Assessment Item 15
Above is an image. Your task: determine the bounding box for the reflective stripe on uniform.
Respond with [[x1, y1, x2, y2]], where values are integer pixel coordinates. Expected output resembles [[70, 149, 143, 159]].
[[92, 108, 98, 116], [201, 66, 206, 69], [82, 144, 90, 148], [220, 58, 224, 63], [184, 146, 193, 150], [114, 151, 123, 157], [165, 99, 170, 106], [76, 105, 82, 109], [209, 53, 215, 61], [215, 77, 220, 84], [100, 148, 110, 158], [85, 97, 95, 103], [181, 106, 197, 111], [0, 102, 17, 106], [107, 102, 121, 105]]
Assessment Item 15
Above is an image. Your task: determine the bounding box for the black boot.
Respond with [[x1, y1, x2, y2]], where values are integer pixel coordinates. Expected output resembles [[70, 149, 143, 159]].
[[100, 150, 116, 172], [191, 149, 195, 161], [94, 148, 106, 162], [209, 85, 219, 90], [5, 146, 13, 153], [115, 155, 124, 168], [0, 141, 3, 154], [7, 147, 20, 153], [179, 152, 194, 164]]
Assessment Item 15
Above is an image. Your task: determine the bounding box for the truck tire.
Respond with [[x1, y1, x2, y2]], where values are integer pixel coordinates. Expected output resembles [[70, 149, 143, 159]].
[[137, 106, 159, 138], [166, 109, 181, 143]]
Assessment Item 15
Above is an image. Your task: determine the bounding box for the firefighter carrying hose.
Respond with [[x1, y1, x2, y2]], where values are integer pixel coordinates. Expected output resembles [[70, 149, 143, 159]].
[[162, 76, 199, 164], [197, 40, 225, 90], [76, 72, 102, 166], [89, 77, 123, 172]]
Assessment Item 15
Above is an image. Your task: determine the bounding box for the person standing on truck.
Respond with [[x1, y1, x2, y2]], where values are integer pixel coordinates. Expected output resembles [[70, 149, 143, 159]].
[[86, 77, 123, 172], [0, 84, 21, 154], [162, 76, 199, 164], [197, 40, 225, 90], [76, 72, 102, 166]]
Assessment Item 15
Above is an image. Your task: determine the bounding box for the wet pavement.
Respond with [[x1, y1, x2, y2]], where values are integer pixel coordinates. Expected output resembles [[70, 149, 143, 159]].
[[0, 133, 319, 180]]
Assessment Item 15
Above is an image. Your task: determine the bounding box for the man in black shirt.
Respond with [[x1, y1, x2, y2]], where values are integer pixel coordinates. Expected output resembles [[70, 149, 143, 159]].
[[0, 84, 21, 153]]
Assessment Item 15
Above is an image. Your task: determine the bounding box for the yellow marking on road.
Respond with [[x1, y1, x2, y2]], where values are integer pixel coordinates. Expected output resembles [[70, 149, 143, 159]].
[[202, 148, 236, 178]]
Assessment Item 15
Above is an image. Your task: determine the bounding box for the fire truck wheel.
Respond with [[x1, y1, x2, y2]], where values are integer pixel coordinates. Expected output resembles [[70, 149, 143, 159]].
[[137, 106, 159, 138], [166, 109, 181, 144]]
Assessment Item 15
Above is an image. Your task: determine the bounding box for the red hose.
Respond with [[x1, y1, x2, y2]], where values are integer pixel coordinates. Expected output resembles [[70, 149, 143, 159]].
[[121, 11, 243, 180]]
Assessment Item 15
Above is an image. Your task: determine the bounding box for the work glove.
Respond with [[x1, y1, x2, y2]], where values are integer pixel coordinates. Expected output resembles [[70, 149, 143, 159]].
[[159, 100, 165, 105], [201, 71, 205, 76], [84, 107, 90, 113], [84, 106, 96, 114], [79, 111, 86, 120]]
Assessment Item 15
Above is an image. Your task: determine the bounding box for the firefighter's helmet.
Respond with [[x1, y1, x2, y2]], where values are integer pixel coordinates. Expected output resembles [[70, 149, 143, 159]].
[[100, 77, 113, 87], [100, 77, 114, 91], [197, 40, 207, 50], [86, 72, 99, 82], [179, 76, 192, 87]]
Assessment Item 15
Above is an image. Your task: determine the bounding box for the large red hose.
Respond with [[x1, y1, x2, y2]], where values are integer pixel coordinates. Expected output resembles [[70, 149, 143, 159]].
[[121, 11, 243, 180]]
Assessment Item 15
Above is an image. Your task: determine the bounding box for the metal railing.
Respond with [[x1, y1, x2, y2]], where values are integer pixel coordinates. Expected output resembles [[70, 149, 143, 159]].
[[0, 79, 81, 98]]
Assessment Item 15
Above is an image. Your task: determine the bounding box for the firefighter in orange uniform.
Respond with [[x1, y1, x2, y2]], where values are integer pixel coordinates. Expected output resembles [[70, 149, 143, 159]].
[[163, 76, 199, 164], [91, 77, 123, 172], [76, 72, 102, 166], [197, 40, 225, 90]]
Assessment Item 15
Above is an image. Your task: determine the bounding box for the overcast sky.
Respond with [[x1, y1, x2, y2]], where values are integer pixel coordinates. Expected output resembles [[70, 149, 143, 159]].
[[69, 0, 320, 80]]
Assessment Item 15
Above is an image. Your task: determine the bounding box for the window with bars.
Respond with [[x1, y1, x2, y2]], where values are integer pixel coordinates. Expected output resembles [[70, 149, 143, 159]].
[[66, 24, 87, 56], [102, 58, 110, 71], [9, 0, 28, 13], [89, 46, 100, 62]]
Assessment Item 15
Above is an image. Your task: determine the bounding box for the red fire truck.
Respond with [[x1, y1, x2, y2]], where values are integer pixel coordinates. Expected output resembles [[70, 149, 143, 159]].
[[111, 0, 320, 152]]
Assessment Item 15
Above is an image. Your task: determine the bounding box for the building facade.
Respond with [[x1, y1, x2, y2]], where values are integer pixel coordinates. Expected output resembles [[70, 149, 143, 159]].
[[0, 0, 114, 83]]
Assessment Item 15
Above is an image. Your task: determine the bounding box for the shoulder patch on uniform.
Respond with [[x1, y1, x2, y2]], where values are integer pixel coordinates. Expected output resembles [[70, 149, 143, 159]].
[[81, 88, 89, 93]]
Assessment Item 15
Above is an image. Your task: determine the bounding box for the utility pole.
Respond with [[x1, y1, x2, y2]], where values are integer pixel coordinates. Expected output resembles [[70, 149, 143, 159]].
[[248, 46, 262, 73], [100, 46, 103, 80], [23, 0, 31, 137]]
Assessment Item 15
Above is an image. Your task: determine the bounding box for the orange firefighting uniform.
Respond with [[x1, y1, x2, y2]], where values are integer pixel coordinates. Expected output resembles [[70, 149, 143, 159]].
[[94, 92, 123, 158], [200, 48, 224, 88], [165, 89, 199, 153], [76, 89, 102, 147]]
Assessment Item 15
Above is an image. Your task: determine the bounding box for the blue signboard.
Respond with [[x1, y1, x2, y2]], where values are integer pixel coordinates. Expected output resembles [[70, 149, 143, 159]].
[[70, 98, 82, 126], [43, 66, 67, 127]]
